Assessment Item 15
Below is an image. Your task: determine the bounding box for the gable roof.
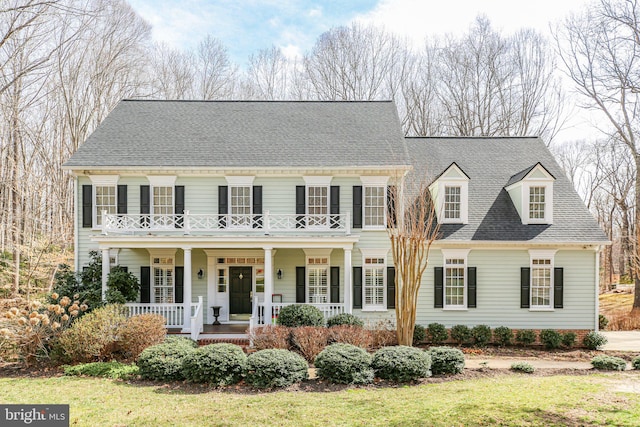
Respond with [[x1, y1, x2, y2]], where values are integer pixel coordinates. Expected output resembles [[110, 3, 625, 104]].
[[505, 162, 555, 187], [63, 100, 409, 170], [405, 137, 608, 244]]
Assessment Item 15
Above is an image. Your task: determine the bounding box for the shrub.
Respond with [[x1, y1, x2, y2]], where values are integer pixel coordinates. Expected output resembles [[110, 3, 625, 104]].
[[63, 361, 139, 379], [327, 313, 364, 328], [50, 256, 102, 312], [370, 329, 398, 348], [539, 329, 563, 350], [427, 323, 448, 345], [54, 304, 127, 363], [328, 325, 373, 349], [413, 324, 426, 345], [591, 355, 627, 371], [0, 294, 88, 365], [372, 346, 431, 382], [632, 356, 640, 370], [493, 326, 513, 347], [163, 336, 198, 348], [277, 304, 325, 327], [599, 314, 609, 331], [583, 331, 608, 350], [510, 362, 535, 374], [181, 343, 247, 385], [118, 314, 166, 360], [562, 332, 577, 348], [137, 342, 194, 381], [429, 346, 465, 375], [515, 330, 537, 346], [244, 349, 308, 388], [250, 325, 291, 351], [314, 343, 374, 384], [450, 325, 472, 346], [105, 267, 140, 304], [471, 325, 492, 347], [290, 326, 329, 362]]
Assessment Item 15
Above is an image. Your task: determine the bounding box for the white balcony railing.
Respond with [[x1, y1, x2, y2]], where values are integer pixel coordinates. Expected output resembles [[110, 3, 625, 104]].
[[103, 211, 351, 235], [124, 297, 203, 335], [251, 302, 345, 328]]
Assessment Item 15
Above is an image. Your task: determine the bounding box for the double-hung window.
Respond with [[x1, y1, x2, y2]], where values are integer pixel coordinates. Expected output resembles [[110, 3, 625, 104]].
[[528, 250, 556, 309], [230, 186, 251, 227], [444, 186, 461, 220], [90, 175, 119, 229], [148, 176, 176, 228], [364, 186, 385, 228], [152, 256, 174, 303], [307, 186, 328, 227], [307, 257, 329, 304], [529, 186, 545, 220], [441, 249, 470, 309]]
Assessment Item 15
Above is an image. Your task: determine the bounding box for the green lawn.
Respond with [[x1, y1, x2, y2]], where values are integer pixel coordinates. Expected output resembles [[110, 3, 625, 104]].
[[2, 374, 640, 426]]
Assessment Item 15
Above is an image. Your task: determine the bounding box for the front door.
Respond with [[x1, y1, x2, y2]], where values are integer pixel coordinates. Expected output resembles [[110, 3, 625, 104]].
[[229, 267, 252, 315]]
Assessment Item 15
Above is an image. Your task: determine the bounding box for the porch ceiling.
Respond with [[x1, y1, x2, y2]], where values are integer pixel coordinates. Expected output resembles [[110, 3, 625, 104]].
[[91, 234, 360, 250]]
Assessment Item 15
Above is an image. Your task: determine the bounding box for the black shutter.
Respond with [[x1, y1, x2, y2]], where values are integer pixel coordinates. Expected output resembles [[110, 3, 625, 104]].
[[467, 267, 477, 308], [330, 185, 340, 229], [140, 266, 150, 303], [387, 185, 397, 228], [296, 185, 305, 228], [175, 266, 184, 303], [330, 266, 340, 303], [82, 185, 92, 228], [352, 186, 362, 229], [296, 266, 306, 303], [253, 186, 262, 229], [117, 185, 127, 214], [554, 267, 564, 309], [175, 185, 185, 228], [140, 185, 150, 228], [218, 186, 228, 228], [353, 267, 363, 309], [434, 267, 444, 308], [521, 267, 530, 308], [387, 266, 396, 309]]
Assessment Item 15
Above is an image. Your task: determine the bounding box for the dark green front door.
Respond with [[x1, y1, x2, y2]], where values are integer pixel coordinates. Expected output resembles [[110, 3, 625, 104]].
[[229, 267, 252, 314]]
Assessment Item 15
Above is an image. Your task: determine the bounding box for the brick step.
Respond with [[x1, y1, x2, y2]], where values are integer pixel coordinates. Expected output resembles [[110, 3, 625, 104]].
[[198, 337, 250, 348]]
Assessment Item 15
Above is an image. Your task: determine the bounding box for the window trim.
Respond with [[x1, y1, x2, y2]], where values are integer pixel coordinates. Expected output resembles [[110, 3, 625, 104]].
[[304, 249, 332, 304], [360, 248, 388, 311], [443, 185, 462, 221], [360, 176, 389, 230], [89, 175, 119, 230], [149, 249, 177, 304], [303, 177, 332, 229], [441, 249, 470, 310], [523, 182, 553, 224], [229, 185, 253, 229], [528, 250, 556, 310]]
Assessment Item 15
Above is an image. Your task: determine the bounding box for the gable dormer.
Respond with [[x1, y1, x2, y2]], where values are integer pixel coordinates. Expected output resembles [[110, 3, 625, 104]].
[[505, 163, 555, 225], [429, 162, 469, 224]]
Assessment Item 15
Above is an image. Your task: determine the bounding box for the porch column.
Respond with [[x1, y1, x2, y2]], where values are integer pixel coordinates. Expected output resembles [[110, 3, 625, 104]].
[[344, 248, 352, 314], [101, 248, 110, 301], [264, 247, 273, 325], [182, 248, 192, 332]]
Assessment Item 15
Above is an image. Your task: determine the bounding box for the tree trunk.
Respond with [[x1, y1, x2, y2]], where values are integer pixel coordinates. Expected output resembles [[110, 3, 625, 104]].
[[633, 154, 640, 308]]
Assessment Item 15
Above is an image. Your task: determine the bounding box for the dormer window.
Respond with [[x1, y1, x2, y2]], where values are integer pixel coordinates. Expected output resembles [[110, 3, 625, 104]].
[[444, 186, 461, 220], [429, 163, 469, 224], [529, 186, 546, 220], [505, 163, 555, 225]]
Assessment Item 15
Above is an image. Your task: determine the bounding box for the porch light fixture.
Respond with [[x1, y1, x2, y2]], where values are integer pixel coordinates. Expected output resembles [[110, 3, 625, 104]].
[[277, 269, 283, 280], [197, 269, 204, 279], [239, 273, 244, 280]]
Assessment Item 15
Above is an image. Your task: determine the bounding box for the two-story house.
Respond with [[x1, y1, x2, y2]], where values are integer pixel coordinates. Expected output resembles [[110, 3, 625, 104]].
[[62, 100, 608, 340]]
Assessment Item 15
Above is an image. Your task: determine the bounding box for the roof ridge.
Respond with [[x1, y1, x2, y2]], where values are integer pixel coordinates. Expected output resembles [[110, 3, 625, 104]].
[[121, 99, 394, 104], [405, 136, 540, 139]]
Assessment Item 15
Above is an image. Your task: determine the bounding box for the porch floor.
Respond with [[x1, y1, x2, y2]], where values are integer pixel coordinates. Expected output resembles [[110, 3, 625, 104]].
[[167, 323, 249, 335]]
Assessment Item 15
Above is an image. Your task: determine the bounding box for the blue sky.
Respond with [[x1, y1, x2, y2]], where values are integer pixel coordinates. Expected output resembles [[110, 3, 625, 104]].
[[128, 0, 590, 67]]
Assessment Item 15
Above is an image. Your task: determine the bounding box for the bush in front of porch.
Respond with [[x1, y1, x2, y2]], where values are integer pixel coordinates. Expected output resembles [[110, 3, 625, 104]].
[[245, 349, 308, 388], [137, 339, 196, 381], [277, 304, 325, 327], [181, 343, 246, 385]]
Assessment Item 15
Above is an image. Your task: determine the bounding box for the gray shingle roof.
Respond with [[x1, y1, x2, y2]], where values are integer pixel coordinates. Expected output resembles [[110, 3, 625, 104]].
[[63, 100, 409, 169], [406, 137, 608, 244]]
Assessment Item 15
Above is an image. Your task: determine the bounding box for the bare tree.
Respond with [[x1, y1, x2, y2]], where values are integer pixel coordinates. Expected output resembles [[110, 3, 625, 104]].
[[388, 179, 440, 346], [556, 0, 640, 308], [195, 35, 237, 99]]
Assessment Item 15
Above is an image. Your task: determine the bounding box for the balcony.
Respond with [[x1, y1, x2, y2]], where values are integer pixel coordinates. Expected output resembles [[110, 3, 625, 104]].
[[102, 211, 351, 235]]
